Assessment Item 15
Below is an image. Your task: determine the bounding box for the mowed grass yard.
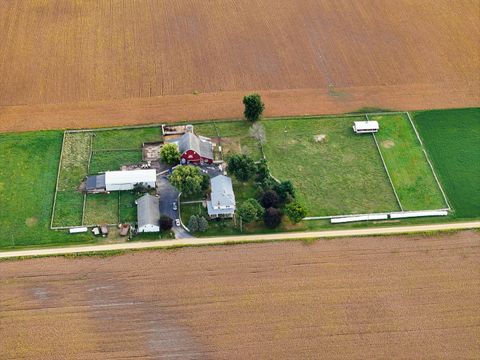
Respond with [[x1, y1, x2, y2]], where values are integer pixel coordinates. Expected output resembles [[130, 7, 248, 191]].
[[263, 117, 399, 216], [0, 131, 92, 248], [373, 114, 445, 210], [413, 108, 480, 218]]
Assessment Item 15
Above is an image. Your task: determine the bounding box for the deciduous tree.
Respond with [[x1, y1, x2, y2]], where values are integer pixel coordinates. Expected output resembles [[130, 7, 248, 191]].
[[227, 154, 257, 181], [243, 93, 265, 122], [169, 165, 203, 195], [160, 143, 181, 166], [284, 201, 307, 224], [264, 207, 282, 228], [238, 198, 264, 223]]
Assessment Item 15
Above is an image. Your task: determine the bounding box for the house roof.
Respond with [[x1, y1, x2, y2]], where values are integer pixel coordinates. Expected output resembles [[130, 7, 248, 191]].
[[353, 121, 379, 131], [86, 174, 105, 190], [137, 194, 160, 228], [105, 169, 156, 185], [206, 200, 235, 215], [168, 132, 213, 160], [210, 175, 236, 208]]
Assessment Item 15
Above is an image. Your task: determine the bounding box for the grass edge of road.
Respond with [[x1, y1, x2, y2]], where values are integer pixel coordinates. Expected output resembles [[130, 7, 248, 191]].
[[1, 227, 478, 262]]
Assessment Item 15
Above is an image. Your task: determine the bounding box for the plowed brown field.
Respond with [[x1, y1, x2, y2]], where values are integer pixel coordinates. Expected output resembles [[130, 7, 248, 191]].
[[1, 232, 479, 359], [0, 0, 479, 132]]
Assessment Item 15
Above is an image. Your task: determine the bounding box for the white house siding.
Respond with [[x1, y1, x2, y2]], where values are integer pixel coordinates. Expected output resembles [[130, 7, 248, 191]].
[[138, 224, 160, 233]]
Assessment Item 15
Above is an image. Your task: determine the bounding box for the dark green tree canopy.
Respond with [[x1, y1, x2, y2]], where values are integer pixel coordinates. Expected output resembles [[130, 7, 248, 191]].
[[188, 215, 199, 232], [274, 180, 296, 203], [243, 93, 265, 122], [227, 154, 257, 181]]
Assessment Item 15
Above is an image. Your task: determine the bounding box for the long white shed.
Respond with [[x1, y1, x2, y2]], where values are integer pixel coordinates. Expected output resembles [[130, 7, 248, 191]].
[[105, 169, 156, 191], [353, 121, 379, 134]]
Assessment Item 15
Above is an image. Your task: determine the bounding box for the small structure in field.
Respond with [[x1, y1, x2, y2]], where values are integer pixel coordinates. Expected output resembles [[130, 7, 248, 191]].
[[207, 175, 236, 218], [137, 194, 160, 232], [313, 134, 327, 143], [85, 174, 106, 193], [353, 121, 379, 134], [167, 125, 214, 164]]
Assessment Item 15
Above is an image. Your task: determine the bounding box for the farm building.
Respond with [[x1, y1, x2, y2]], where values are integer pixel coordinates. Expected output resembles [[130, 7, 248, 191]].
[[167, 125, 213, 164], [207, 175, 236, 218], [86, 169, 156, 193], [105, 169, 156, 191], [136, 194, 160, 233], [353, 121, 379, 134]]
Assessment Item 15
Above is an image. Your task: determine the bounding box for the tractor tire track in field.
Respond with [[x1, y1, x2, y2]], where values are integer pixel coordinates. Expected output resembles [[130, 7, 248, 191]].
[[0, 231, 479, 359]]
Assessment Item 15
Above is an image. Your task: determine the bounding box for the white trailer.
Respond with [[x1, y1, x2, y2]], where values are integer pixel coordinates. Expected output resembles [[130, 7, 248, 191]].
[[353, 121, 379, 134]]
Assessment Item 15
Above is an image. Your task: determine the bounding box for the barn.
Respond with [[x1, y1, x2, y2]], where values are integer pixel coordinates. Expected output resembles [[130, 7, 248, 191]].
[[168, 125, 213, 164], [136, 194, 160, 233]]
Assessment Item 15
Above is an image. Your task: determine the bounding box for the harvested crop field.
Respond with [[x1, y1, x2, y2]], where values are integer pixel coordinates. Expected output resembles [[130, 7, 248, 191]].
[[1, 232, 479, 359], [0, 0, 479, 132]]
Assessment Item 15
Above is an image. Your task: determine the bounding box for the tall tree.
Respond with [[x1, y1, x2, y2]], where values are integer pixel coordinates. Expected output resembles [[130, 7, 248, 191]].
[[169, 165, 203, 195], [159, 215, 173, 230], [227, 154, 257, 181], [198, 216, 209, 232], [274, 180, 296, 203], [264, 207, 282, 228], [261, 190, 279, 208], [160, 143, 181, 166], [243, 93, 265, 122], [188, 215, 199, 232]]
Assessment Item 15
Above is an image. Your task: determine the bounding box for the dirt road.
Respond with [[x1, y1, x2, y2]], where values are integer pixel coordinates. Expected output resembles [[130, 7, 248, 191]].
[[1, 221, 479, 259], [1, 231, 478, 359]]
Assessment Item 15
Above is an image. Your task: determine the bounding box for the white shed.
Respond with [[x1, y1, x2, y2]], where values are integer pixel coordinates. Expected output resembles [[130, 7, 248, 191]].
[[105, 169, 156, 191], [353, 121, 379, 134]]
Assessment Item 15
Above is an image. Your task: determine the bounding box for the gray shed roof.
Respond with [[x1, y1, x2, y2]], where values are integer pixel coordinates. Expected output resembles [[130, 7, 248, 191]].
[[137, 194, 160, 228], [169, 132, 213, 159], [86, 174, 106, 191], [210, 175, 236, 208]]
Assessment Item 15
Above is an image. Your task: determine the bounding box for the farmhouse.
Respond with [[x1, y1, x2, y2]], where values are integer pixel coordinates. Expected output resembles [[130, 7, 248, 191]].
[[168, 125, 213, 164], [353, 121, 379, 134], [86, 169, 156, 193], [136, 194, 160, 233], [207, 175, 236, 218]]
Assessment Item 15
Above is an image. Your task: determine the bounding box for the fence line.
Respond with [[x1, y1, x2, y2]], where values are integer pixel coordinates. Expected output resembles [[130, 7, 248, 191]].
[[50, 132, 66, 229], [303, 207, 450, 221], [372, 131, 404, 211], [405, 112, 451, 210]]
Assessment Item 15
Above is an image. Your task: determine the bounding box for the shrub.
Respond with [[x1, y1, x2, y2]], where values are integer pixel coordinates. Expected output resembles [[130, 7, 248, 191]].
[[159, 215, 173, 230], [264, 207, 282, 228], [238, 198, 264, 223], [284, 201, 307, 224], [243, 93, 265, 122], [188, 215, 199, 232], [198, 216, 209, 232], [261, 190, 279, 208]]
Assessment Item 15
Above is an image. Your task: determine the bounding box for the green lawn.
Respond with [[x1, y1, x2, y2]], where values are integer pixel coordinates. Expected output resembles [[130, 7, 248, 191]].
[[263, 117, 399, 216], [84, 193, 119, 225], [93, 127, 162, 150], [373, 114, 445, 210], [0, 131, 92, 248], [119, 191, 139, 223], [195, 121, 263, 160], [89, 150, 142, 174], [413, 108, 480, 218]]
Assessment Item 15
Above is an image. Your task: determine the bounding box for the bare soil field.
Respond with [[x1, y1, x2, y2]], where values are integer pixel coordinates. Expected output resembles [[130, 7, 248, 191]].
[[0, 0, 479, 132], [1, 232, 479, 359]]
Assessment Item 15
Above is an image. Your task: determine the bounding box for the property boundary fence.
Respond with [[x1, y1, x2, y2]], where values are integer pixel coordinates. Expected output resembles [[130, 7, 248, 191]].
[[50, 132, 66, 229], [406, 112, 451, 210]]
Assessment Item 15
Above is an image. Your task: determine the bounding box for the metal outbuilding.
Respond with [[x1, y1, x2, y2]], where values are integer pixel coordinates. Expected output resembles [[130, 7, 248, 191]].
[[105, 169, 156, 191], [137, 194, 160, 232]]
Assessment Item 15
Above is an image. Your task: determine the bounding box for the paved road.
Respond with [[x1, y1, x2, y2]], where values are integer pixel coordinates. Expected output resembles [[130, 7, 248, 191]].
[[157, 176, 192, 239], [1, 221, 479, 259]]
